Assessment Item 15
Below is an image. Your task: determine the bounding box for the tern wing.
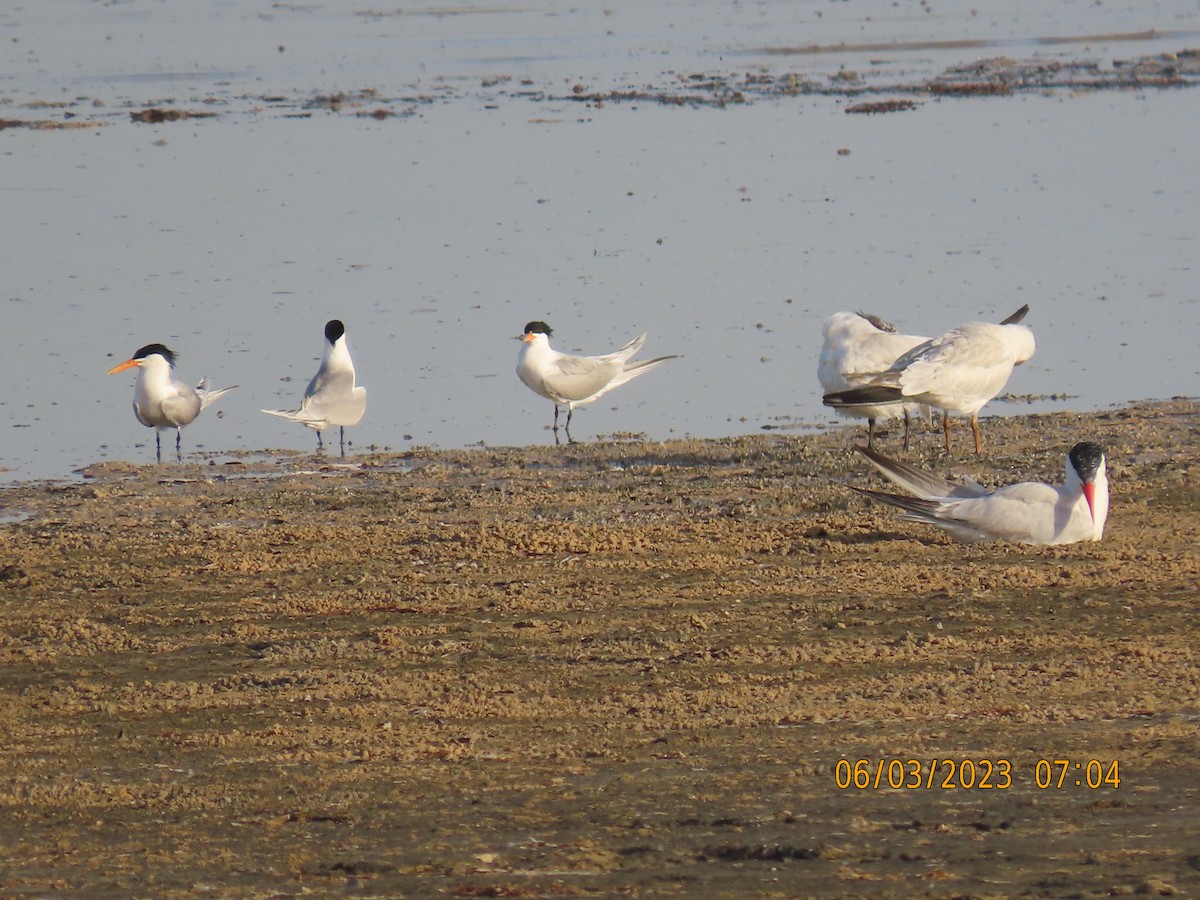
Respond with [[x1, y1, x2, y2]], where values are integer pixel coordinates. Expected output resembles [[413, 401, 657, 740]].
[[540, 354, 625, 403], [850, 487, 994, 542], [160, 385, 203, 427], [597, 333, 647, 365], [302, 371, 366, 427], [894, 329, 1010, 400], [998, 304, 1030, 325], [195, 377, 238, 411], [261, 407, 327, 429], [856, 481, 1077, 545], [856, 446, 988, 500]]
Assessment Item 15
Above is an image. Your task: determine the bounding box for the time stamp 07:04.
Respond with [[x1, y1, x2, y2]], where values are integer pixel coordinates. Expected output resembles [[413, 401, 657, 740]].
[[835, 758, 1122, 791]]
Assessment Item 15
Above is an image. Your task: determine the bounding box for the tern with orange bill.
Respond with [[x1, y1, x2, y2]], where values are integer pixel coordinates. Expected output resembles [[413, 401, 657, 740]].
[[516, 321, 677, 443], [108, 343, 237, 463], [849, 442, 1108, 545]]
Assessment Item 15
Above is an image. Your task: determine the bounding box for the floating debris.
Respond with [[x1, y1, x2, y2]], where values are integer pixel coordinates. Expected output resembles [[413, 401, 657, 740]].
[[845, 99, 918, 114], [0, 118, 106, 130], [11, 49, 1200, 128], [130, 108, 218, 123]]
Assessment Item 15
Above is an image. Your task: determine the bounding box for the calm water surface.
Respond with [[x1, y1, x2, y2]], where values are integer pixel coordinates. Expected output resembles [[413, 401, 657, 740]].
[[1, 1, 1197, 481]]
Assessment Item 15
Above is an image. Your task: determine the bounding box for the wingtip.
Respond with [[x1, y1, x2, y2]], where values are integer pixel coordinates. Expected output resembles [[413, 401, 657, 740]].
[[823, 386, 904, 408], [853, 443, 887, 466], [998, 303, 1030, 326]]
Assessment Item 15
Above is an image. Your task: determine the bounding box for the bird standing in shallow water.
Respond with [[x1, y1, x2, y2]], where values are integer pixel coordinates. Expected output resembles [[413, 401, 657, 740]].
[[818, 311, 930, 450], [823, 307, 1035, 454], [516, 321, 677, 444], [850, 441, 1108, 545], [108, 343, 237, 463], [262, 319, 367, 457]]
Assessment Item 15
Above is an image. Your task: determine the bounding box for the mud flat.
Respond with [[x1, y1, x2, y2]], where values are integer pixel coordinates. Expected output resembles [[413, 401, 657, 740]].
[[1, 400, 1197, 897]]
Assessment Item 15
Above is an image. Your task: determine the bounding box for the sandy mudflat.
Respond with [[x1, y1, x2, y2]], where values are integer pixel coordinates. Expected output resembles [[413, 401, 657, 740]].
[[0, 400, 1197, 897]]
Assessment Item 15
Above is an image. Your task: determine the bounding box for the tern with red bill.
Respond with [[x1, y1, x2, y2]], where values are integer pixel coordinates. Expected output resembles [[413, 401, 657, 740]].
[[516, 321, 677, 443], [849, 442, 1108, 545], [108, 344, 237, 463]]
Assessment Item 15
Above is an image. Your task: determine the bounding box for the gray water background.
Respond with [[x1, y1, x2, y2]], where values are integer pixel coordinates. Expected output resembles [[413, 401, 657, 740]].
[[2, 0, 1197, 481]]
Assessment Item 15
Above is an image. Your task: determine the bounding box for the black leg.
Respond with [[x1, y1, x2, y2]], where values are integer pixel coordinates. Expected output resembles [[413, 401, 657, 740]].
[[175, 429, 182, 462], [902, 410, 911, 451], [340, 426, 346, 458], [155, 431, 162, 464], [552, 404, 560, 433], [867, 417, 876, 450], [316, 430, 324, 452]]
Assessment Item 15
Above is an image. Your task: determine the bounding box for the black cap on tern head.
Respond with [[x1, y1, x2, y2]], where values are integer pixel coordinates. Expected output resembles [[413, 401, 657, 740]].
[[523, 321, 552, 337], [133, 343, 177, 367], [1068, 442, 1105, 481], [325, 320, 346, 343]]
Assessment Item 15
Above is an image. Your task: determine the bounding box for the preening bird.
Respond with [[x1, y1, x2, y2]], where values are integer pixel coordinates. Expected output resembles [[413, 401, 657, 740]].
[[107, 343, 237, 463], [516, 321, 677, 443], [823, 306, 1035, 454], [850, 442, 1108, 544], [262, 319, 366, 456], [817, 311, 930, 449]]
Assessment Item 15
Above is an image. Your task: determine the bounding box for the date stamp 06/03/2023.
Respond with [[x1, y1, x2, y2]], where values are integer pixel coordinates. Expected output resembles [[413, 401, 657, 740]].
[[834, 758, 1122, 791]]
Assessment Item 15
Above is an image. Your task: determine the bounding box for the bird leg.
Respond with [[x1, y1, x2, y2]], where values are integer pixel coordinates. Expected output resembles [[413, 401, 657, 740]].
[[866, 417, 876, 450], [175, 429, 182, 462], [316, 430, 324, 453], [971, 414, 983, 455], [902, 410, 911, 451], [552, 404, 561, 433], [339, 426, 346, 458], [565, 407, 577, 445], [155, 431, 162, 464], [943, 412, 952, 453]]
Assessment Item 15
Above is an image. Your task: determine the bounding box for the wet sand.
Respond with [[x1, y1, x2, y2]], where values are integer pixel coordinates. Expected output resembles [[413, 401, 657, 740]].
[[1, 400, 1198, 897]]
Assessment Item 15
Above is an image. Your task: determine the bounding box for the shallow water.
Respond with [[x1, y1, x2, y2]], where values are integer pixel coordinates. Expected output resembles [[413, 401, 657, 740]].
[[1, 0, 1198, 481]]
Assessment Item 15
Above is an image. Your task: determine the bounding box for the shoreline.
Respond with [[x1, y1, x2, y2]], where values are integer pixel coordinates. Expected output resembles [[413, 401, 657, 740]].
[[0, 399, 1197, 895]]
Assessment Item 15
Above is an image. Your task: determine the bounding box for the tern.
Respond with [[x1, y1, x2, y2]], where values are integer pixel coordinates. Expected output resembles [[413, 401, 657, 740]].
[[516, 321, 677, 443], [108, 343, 237, 463], [818, 311, 930, 449], [850, 442, 1108, 544], [823, 306, 1035, 454], [262, 319, 366, 456]]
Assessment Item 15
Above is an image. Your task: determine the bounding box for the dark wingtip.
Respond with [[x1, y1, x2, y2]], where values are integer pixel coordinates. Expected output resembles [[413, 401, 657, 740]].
[[523, 321, 552, 337], [325, 320, 346, 343], [999, 304, 1030, 325], [853, 443, 879, 462], [855, 311, 897, 333], [823, 386, 904, 408], [133, 343, 176, 366]]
